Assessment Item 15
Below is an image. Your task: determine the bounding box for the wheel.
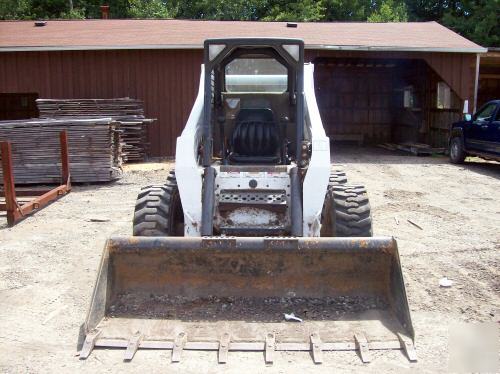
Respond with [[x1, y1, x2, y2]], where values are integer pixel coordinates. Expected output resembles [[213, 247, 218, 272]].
[[449, 137, 466, 164], [328, 168, 348, 186], [320, 169, 348, 236], [321, 184, 373, 237], [133, 171, 184, 236]]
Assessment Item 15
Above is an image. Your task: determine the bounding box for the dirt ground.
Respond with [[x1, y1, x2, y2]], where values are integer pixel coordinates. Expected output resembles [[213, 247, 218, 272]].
[[0, 146, 498, 373]]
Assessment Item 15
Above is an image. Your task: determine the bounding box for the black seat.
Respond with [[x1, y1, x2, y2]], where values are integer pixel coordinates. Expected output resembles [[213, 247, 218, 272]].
[[229, 108, 280, 164]]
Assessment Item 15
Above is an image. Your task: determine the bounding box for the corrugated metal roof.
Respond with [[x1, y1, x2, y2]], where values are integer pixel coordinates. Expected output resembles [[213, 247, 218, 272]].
[[0, 19, 486, 53]]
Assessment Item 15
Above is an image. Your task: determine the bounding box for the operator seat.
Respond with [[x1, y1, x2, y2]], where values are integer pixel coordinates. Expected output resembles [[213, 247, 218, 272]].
[[228, 108, 281, 164]]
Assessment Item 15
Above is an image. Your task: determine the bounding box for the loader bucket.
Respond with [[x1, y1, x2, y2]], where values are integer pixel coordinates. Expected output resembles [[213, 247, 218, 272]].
[[81, 236, 416, 363]]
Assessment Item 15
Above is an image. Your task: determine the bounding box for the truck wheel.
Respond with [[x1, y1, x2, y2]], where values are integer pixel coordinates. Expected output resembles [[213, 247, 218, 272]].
[[321, 185, 373, 237], [449, 137, 466, 164], [133, 171, 184, 236]]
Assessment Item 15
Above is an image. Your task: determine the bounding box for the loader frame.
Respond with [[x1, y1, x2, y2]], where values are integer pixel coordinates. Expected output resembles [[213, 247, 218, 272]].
[[175, 38, 331, 237], [81, 38, 417, 366]]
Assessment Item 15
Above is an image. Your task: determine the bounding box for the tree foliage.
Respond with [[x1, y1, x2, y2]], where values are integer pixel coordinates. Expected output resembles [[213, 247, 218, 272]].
[[368, 0, 409, 22], [323, 0, 375, 21], [262, 0, 325, 22], [441, 0, 500, 47], [0, 0, 498, 46], [128, 0, 175, 18]]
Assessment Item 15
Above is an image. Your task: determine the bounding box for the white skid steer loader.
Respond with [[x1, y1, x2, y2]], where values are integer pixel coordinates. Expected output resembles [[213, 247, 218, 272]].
[[80, 38, 416, 365]]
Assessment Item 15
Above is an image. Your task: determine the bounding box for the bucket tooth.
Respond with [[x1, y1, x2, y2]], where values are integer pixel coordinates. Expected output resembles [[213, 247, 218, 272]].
[[124, 332, 143, 361], [218, 333, 231, 364], [310, 333, 323, 364], [79, 329, 101, 360], [354, 333, 371, 363], [171, 332, 187, 363], [265, 333, 275, 364], [397, 333, 417, 362]]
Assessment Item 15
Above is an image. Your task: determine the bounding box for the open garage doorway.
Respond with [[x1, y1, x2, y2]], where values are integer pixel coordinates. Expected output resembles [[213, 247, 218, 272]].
[[314, 58, 465, 149]]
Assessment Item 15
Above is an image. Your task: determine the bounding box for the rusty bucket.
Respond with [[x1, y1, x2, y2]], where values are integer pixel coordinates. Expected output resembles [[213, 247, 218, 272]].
[[80, 236, 416, 364]]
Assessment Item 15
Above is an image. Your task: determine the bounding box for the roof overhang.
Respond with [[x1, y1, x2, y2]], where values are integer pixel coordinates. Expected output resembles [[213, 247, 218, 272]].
[[0, 44, 487, 53]]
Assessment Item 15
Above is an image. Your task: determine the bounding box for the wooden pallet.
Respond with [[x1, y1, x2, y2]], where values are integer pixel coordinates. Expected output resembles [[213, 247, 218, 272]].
[[378, 142, 445, 156], [330, 133, 364, 146]]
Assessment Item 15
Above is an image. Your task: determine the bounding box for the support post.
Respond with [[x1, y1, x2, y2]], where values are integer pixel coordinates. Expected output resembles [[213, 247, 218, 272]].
[[1, 141, 19, 226], [200, 166, 215, 236], [59, 130, 71, 190], [290, 166, 303, 236], [473, 53, 480, 113]]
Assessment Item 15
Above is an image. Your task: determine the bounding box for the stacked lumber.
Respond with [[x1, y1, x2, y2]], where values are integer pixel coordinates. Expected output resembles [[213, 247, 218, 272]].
[[36, 98, 145, 118], [117, 118, 152, 162], [378, 142, 445, 156], [37, 98, 152, 162], [0, 118, 122, 184]]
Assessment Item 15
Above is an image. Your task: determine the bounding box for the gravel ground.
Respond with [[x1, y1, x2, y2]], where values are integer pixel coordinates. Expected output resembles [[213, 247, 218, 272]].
[[0, 147, 498, 373]]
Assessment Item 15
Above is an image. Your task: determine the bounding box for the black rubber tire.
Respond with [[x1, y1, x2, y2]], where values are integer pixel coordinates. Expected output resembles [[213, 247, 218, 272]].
[[328, 169, 348, 186], [321, 184, 373, 237], [320, 169, 347, 236], [132, 171, 184, 236], [449, 137, 466, 164]]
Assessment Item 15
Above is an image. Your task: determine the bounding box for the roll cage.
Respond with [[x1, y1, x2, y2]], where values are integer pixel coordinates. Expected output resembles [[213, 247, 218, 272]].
[[202, 38, 305, 166]]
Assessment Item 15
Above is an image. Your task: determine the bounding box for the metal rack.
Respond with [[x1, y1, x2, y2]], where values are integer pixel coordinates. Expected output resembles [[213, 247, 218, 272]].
[[0, 131, 71, 226]]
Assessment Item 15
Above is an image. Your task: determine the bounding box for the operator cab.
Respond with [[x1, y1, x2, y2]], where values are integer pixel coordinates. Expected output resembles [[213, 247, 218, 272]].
[[203, 39, 304, 166]]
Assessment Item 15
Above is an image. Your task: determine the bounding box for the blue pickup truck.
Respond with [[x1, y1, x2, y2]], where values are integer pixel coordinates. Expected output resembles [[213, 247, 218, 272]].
[[449, 100, 500, 163]]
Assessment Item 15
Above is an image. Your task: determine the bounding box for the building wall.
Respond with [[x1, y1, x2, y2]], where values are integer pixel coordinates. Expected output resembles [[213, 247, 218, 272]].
[[0, 48, 477, 156], [307, 50, 477, 104], [0, 49, 203, 157]]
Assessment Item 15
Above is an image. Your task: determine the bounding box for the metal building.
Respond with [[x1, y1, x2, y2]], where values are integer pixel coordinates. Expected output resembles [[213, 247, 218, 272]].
[[0, 20, 486, 156]]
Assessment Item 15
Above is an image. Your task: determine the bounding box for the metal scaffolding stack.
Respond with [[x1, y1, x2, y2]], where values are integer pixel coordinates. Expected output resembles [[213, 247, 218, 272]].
[[36, 98, 153, 162], [0, 118, 122, 184]]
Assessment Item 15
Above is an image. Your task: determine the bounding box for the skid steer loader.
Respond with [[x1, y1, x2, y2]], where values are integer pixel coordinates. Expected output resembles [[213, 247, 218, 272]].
[[80, 38, 416, 365]]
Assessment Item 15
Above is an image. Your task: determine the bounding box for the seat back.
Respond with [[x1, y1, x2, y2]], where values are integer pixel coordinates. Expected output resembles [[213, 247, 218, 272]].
[[231, 108, 279, 157]]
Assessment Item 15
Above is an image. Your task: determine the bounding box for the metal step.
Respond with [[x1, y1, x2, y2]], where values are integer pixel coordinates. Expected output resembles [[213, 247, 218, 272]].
[[219, 226, 287, 236], [218, 189, 287, 212]]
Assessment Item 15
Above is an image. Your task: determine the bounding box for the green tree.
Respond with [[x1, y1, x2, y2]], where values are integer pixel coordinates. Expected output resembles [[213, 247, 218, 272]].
[[441, 0, 500, 47], [0, 0, 32, 19], [172, 0, 267, 20], [368, 0, 409, 22], [262, 0, 325, 21], [128, 0, 176, 18], [323, 0, 375, 21], [405, 0, 458, 21]]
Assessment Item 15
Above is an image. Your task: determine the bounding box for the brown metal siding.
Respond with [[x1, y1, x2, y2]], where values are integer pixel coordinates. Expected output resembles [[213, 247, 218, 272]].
[[1, 48, 477, 155], [306, 50, 477, 104], [307, 50, 477, 147], [0, 49, 202, 157]]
